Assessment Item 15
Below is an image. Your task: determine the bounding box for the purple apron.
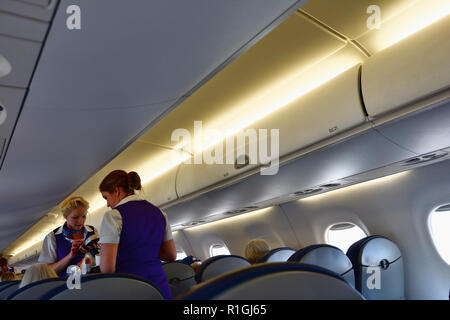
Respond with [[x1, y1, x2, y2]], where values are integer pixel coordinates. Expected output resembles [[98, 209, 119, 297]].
[[54, 225, 96, 277], [114, 200, 172, 300]]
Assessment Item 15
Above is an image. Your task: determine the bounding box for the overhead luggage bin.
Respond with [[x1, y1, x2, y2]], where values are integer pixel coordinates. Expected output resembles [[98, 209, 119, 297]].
[[249, 64, 366, 159], [176, 64, 367, 198], [361, 16, 450, 118]]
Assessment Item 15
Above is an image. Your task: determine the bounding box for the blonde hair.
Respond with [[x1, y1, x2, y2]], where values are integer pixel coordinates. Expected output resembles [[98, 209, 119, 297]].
[[0, 271, 16, 282], [60, 196, 89, 219], [245, 239, 270, 264], [19, 264, 58, 288]]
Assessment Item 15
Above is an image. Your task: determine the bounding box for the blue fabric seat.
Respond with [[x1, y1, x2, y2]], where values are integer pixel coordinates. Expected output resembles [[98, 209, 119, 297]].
[[347, 235, 404, 299], [257, 247, 296, 263], [181, 262, 364, 300], [0, 280, 20, 300], [195, 255, 250, 283], [162, 261, 197, 298], [288, 244, 355, 287], [39, 273, 164, 300], [7, 278, 66, 300]]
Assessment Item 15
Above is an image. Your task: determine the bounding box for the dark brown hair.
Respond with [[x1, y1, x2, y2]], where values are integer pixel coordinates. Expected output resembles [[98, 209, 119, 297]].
[[99, 170, 142, 194], [0, 257, 7, 267]]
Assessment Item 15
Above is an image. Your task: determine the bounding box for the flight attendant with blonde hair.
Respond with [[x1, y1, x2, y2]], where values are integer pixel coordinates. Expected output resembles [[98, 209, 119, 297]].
[[38, 196, 98, 277]]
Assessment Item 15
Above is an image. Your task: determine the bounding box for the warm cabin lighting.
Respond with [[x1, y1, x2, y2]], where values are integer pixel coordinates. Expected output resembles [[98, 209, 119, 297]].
[[300, 171, 410, 202], [9, 0, 447, 260], [362, 0, 450, 53]]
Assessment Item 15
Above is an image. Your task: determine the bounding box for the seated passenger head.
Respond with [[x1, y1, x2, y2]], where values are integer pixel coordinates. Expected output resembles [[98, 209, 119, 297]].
[[0, 271, 16, 282], [19, 264, 58, 288], [190, 262, 201, 274], [0, 257, 8, 272], [61, 196, 89, 231], [99, 170, 142, 208], [245, 239, 270, 264]]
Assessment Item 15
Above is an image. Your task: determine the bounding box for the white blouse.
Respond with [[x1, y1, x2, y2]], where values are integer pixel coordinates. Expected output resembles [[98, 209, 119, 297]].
[[38, 225, 97, 263], [99, 194, 173, 244]]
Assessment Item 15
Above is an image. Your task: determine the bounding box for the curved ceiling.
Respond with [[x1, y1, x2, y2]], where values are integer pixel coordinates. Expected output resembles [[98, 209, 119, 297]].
[[0, 0, 306, 255]]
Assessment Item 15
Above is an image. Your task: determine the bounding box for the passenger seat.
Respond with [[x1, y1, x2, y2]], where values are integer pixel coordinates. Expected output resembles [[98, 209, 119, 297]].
[[257, 247, 296, 263], [347, 235, 404, 299], [195, 255, 250, 283], [288, 244, 355, 287]]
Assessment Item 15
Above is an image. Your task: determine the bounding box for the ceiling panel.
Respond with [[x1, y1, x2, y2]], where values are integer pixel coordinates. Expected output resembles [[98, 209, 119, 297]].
[[1, 0, 308, 254], [26, 0, 304, 111]]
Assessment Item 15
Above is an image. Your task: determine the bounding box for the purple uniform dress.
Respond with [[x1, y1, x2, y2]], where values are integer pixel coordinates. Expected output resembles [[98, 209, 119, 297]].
[[114, 200, 172, 300], [54, 225, 96, 278]]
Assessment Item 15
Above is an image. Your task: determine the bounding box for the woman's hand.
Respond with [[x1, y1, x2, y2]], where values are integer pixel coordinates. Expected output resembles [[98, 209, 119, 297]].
[[69, 240, 84, 258]]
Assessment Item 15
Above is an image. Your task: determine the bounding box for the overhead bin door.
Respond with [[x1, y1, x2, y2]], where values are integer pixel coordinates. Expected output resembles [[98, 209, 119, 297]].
[[249, 64, 367, 160], [361, 16, 450, 118], [176, 65, 367, 198]]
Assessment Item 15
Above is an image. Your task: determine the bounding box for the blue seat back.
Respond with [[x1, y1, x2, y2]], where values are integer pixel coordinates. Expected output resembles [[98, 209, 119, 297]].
[[162, 262, 197, 298], [288, 244, 355, 287], [40, 273, 164, 300], [0, 281, 14, 288], [7, 278, 66, 300], [181, 262, 364, 300], [195, 255, 250, 283], [347, 235, 404, 299], [0, 281, 20, 300], [258, 247, 296, 263]]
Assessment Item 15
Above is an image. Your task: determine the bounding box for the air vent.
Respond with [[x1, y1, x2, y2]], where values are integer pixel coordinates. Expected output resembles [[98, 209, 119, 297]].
[[292, 188, 323, 196], [404, 158, 421, 165], [180, 219, 210, 227], [402, 152, 448, 166], [319, 183, 341, 188], [243, 206, 259, 210], [224, 208, 248, 215]]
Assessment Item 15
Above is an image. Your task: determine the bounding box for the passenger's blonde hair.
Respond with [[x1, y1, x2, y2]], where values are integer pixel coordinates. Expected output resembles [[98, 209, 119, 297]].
[[19, 264, 58, 288], [0, 271, 16, 282], [245, 239, 270, 264], [60, 196, 89, 219]]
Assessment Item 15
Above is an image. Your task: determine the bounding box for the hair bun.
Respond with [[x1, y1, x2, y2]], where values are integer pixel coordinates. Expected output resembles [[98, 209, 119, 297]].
[[127, 171, 142, 191]]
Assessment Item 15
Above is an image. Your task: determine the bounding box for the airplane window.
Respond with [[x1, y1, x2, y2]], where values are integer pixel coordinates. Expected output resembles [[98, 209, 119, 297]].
[[176, 250, 187, 260], [429, 206, 450, 265], [326, 223, 367, 253], [210, 244, 231, 257]]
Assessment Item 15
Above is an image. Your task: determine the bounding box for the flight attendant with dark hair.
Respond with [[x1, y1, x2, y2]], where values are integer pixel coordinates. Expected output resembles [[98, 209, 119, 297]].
[[98, 170, 176, 300]]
